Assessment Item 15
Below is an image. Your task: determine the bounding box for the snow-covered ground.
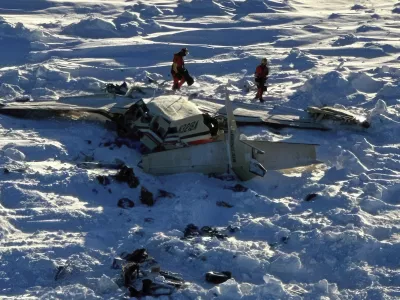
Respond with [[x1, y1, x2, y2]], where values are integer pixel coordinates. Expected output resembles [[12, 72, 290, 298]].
[[1, 0, 400, 299]]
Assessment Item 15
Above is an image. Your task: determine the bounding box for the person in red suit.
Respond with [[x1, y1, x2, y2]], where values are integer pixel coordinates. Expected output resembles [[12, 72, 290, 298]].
[[171, 48, 189, 90], [254, 58, 269, 102]]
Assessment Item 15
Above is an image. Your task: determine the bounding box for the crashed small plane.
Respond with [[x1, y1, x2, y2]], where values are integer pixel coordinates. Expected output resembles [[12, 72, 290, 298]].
[[0, 81, 367, 180]]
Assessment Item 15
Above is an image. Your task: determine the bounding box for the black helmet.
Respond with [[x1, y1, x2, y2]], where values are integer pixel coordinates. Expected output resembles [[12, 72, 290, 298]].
[[181, 47, 189, 55]]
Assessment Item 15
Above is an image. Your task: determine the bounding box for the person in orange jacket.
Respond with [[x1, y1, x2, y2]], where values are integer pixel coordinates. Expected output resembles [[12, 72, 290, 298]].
[[171, 48, 189, 90], [254, 58, 269, 102]]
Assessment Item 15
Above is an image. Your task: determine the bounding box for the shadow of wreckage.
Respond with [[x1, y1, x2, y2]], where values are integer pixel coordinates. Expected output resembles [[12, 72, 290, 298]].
[[0, 87, 369, 181]]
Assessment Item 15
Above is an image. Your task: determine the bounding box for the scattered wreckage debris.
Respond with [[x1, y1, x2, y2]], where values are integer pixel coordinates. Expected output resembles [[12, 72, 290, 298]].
[[208, 173, 236, 181], [115, 165, 140, 188], [140, 187, 154, 206], [0, 84, 327, 181], [304, 193, 320, 202], [216, 201, 234, 208], [122, 248, 149, 264], [118, 198, 135, 209], [157, 189, 175, 199], [224, 183, 248, 192], [94, 165, 140, 188], [307, 106, 370, 128], [205, 271, 232, 284], [269, 236, 290, 249], [183, 224, 227, 240], [114, 248, 186, 298], [96, 175, 111, 186], [54, 262, 72, 281]]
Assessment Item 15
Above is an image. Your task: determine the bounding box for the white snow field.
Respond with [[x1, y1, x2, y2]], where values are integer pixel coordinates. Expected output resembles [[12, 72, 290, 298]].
[[1, 0, 400, 299]]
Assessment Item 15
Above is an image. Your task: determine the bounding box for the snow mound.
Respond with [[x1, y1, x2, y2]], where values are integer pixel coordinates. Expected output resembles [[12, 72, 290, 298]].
[[351, 4, 367, 10], [112, 11, 163, 35], [303, 24, 324, 33], [332, 34, 358, 46], [3, 148, 26, 161], [69, 77, 107, 92], [30, 41, 50, 50], [235, 0, 295, 13], [370, 99, 388, 116], [96, 274, 120, 294], [0, 69, 31, 88], [112, 11, 144, 35], [62, 17, 119, 38], [0, 83, 24, 101], [328, 13, 341, 19], [176, 0, 227, 15], [36, 284, 100, 299], [348, 72, 384, 93], [126, 2, 163, 16], [0, 17, 39, 41], [134, 70, 164, 83], [281, 48, 317, 72], [269, 252, 302, 276], [113, 11, 146, 26], [31, 87, 58, 100], [356, 25, 383, 33], [373, 65, 400, 78], [291, 71, 358, 106], [336, 149, 368, 175], [376, 82, 400, 100], [36, 65, 70, 82], [0, 215, 19, 239]]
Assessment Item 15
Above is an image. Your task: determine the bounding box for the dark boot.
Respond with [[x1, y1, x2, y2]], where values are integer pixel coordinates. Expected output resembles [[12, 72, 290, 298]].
[[172, 82, 179, 91]]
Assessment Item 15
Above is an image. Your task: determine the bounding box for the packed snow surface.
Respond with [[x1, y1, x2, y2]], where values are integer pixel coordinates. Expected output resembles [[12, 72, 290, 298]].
[[0, 0, 400, 299]]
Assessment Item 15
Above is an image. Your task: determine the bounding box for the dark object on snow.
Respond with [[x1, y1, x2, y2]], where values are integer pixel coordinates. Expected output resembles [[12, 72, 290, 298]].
[[160, 270, 184, 284], [103, 137, 139, 149], [120, 248, 185, 297], [140, 187, 154, 206], [118, 198, 135, 209], [208, 173, 236, 181], [54, 262, 72, 281], [225, 184, 248, 192], [141, 279, 174, 296], [157, 189, 175, 199], [3, 168, 10, 174], [114, 165, 139, 188], [227, 225, 240, 233], [201, 226, 227, 239], [123, 248, 149, 263], [184, 224, 200, 238], [142, 279, 153, 295], [205, 271, 232, 284], [15, 96, 31, 102], [307, 106, 370, 128], [183, 69, 194, 86], [105, 81, 128, 95], [304, 193, 319, 201], [54, 266, 65, 281], [123, 262, 140, 287], [112, 257, 124, 269], [216, 201, 233, 208], [281, 236, 290, 244], [128, 286, 143, 298], [96, 175, 110, 186], [183, 224, 227, 240]]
